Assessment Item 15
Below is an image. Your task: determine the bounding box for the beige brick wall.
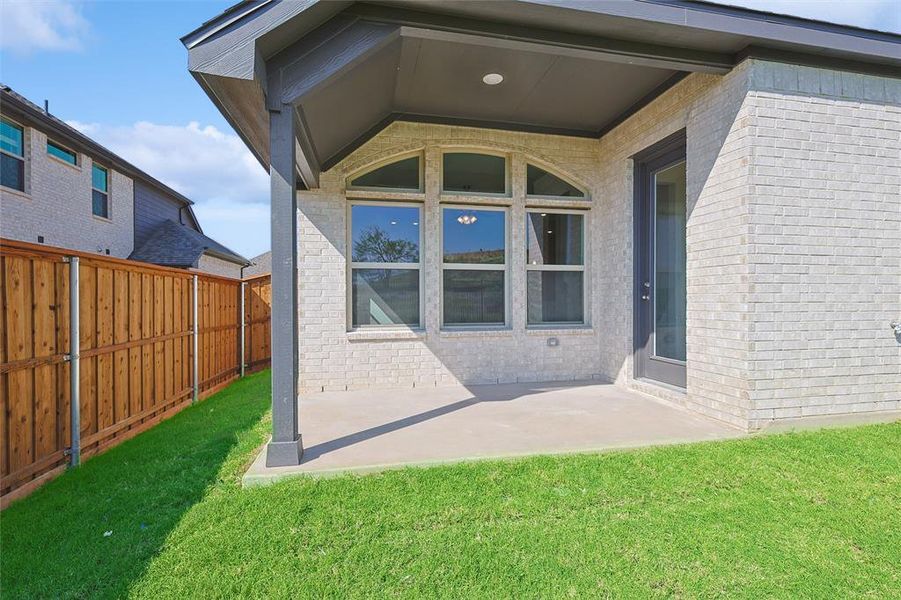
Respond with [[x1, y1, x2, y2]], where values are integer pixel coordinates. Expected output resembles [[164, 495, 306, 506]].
[[195, 253, 243, 279], [596, 63, 756, 428], [298, 124, 603, 392], [295, 59, 900, 429], [743, 62, 901, 427], [1, 124, 133, 257]]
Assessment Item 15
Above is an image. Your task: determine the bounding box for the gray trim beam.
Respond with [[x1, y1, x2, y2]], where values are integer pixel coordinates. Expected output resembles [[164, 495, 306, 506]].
[[736, 45, 901, 78], [278, 20, 401, 103], [293, 105, 320, 189], [347, 5, 734, 73], [266, 104, 303, 467]]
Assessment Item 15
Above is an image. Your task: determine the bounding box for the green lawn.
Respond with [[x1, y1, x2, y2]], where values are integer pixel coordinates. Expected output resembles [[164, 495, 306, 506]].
[[2, 371, 899, 599]]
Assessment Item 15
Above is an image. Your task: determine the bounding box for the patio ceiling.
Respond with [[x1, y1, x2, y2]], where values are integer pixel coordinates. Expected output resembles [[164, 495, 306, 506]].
[[259, 10, 735, 183], [184, 1, 901, 189], [298, 30, 687, 170]]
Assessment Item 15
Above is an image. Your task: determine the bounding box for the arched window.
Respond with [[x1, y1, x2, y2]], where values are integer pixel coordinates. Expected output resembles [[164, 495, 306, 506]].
[[526, 164, 585, 198], [347, 153, 422, 191]]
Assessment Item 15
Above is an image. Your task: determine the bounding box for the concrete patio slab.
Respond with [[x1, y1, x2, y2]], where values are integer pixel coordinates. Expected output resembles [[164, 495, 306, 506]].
[[244, 380, 746, 486]]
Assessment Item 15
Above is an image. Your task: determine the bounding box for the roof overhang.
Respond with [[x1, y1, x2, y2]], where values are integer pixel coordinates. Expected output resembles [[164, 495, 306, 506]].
[[183, 0, 901, 189], [1, 86, 202, 215]]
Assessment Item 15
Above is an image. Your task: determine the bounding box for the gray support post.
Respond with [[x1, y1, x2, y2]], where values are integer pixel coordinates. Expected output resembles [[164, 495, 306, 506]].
[[192, 274, 199, 404], [68, 256, 80, 467], [266, 104, 303, 467], [240, 281, 246, 378]]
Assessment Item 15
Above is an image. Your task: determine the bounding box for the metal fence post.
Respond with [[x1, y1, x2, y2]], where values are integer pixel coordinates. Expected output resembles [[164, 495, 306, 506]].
[[240, 281, 246, 378], [192, 274, 199, 404], [68, 256, 81, 467]]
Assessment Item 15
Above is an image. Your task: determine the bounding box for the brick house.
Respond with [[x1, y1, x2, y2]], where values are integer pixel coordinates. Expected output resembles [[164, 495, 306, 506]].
[[0, 85, 249, 278], [244, 250, 272, 277], [183, 0, 900, 466]]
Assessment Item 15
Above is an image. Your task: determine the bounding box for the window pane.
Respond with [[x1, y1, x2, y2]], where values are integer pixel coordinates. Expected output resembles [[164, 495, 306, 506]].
[[443, 270, 505, 325], [654, 161, 686, 362], [527, 271, 583, 324], [92, 164, 108, 192], [443, 153, 506, 194], [442, 208, 505, 264], [526, 165, 584, 197], [1, 118, 23, 157], [526, 213, 583, 266], [349, 156, 420, 190], [48, 141, 77, 165], [352, 269, 419, 327], [1, 153, 25, 191], [351, 205, 420, 263], [92, 190, 109, 218]]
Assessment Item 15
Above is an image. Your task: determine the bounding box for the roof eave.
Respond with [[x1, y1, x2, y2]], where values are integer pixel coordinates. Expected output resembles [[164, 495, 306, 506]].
[[1, 87, 197, 208]]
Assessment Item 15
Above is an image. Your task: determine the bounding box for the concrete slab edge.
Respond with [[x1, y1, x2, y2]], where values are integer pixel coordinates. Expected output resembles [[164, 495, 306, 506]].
[[241, 432, 745, 488]]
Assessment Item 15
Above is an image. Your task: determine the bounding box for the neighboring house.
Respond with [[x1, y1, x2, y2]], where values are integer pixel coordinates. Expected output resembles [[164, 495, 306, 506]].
[[0, 85, 248, 278], [130, 220, 250, 278], [184, 0, 900, 466], [244, 250, 272, 277]]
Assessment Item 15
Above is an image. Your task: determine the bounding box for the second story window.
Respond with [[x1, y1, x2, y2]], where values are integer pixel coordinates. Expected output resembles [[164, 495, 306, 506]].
[[92, 164, 109, 218], [47, 140, 77, 166], [1, 117, 25, 192]]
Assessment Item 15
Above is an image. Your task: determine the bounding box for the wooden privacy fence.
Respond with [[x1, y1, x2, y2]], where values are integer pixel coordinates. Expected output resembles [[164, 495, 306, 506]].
[[0, 239, 271, 505]]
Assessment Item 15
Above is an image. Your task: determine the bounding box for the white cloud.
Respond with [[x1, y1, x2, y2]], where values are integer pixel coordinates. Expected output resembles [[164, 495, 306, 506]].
[[716, 0, 900, 34], [0, 0, 91, 55], [68, 120, 271, 258]]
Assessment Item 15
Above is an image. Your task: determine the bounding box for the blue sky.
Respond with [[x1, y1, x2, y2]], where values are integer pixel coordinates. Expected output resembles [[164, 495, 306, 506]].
[[1, 1, 898, 259]]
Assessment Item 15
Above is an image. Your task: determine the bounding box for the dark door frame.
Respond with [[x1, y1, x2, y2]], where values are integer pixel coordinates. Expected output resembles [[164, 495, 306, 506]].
[[632, 129, 687, 388]]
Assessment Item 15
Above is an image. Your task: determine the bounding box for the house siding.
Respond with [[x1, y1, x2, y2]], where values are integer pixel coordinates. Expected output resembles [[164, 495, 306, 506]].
[[743, 62, 901, 427], [595, 63, 756, 428], [245, 251, 272, 277], [133, 180, 195, 248], [1, 126, 133, 257], [294, 59, 899, 429], [195, 253, 243, 279], [298, 124, 603, 392]]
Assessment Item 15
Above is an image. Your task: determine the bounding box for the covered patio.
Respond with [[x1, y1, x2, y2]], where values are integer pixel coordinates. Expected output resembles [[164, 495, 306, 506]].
[[244, 381, 743, 484], [183, 1, 900, 467]]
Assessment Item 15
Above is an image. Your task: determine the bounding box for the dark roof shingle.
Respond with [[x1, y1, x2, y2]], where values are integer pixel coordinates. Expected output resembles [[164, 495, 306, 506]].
[[129, 220, 249, 268]]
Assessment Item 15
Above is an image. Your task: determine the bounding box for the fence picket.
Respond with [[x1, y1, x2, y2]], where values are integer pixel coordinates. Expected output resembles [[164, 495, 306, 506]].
[[0, 239, 271, 505]]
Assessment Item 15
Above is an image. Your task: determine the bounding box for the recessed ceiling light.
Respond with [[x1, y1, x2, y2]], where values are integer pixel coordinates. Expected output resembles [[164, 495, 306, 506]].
[[482, 73, 504, 86]]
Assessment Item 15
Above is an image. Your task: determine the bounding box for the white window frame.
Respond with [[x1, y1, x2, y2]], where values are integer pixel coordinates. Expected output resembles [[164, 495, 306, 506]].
[[440, 203, 510, 329], [1, 116, 27, 194], [525, 208, 588, 327], [346, 151, 424, 193], [524, 161, 589, 201], [440, 149, 511, 198], [91, 162, 111, 220], [346, 199, 424, 330]]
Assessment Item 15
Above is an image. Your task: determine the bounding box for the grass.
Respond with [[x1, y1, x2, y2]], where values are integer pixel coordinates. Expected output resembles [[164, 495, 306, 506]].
[[1, 371, 899, 598]]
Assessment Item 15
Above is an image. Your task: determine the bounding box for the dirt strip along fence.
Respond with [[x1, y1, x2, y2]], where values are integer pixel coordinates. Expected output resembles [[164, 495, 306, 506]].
[[0, 239, 271, 506]]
